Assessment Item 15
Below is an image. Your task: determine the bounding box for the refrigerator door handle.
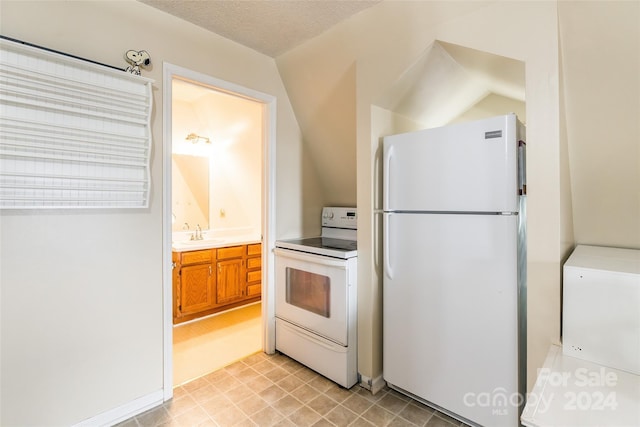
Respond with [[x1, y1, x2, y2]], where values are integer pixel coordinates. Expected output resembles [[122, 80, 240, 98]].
[[518, 140, 527, 195], [383, 145, 394, 211], [383, 213, 394, 279]]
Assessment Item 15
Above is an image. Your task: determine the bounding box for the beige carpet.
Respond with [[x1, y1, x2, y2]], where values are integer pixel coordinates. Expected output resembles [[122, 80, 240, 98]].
[[173, 302, 262, 385]]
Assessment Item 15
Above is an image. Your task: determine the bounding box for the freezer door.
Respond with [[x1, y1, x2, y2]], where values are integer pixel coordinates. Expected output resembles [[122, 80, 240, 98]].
[[383, 212, 521, 427], [383, 114, 520, 213]]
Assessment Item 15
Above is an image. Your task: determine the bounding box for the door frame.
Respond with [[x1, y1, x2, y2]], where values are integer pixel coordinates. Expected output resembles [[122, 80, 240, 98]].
[[162, 63, 277, 400]]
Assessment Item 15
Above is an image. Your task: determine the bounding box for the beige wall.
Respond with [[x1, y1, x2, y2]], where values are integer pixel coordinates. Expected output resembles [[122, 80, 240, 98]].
[[0, 0, 313, 425], [452, 93, 526, 125], [559, 1, 640, 250], [278, 0, 563, 390], [208, 96, 262, 234], [278, 0, 639, 393], [1, 0, 637, 424]]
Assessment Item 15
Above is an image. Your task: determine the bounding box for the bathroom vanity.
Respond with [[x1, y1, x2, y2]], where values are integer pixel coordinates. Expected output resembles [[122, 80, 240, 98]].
[[172, 242, 261, 324]]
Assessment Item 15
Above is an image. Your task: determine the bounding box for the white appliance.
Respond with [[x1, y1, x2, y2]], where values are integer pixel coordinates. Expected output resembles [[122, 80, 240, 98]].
[[521, 245, 640, 427], [274, 207, 358, 388], [382, 114, 527, 427], [563, 245, 640, 375]]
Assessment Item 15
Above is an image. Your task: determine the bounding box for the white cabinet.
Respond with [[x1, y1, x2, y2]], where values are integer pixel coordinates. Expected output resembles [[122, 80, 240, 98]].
[[563, 245, 640, 375]]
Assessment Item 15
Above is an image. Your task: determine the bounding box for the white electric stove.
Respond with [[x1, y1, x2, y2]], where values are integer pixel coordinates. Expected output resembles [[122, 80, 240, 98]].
[[274, 207, 358, 388]]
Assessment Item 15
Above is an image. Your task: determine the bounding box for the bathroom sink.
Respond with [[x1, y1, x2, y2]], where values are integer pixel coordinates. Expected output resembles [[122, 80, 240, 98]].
[[180, 238, 224, 246]]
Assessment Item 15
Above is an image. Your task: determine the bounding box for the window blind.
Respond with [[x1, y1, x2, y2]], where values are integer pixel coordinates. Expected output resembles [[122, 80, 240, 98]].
[[0, 38, 153, 209]]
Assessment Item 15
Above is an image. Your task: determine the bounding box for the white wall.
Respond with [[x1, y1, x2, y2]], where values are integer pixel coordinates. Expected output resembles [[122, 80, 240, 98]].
[[0, 0, 313, 424]]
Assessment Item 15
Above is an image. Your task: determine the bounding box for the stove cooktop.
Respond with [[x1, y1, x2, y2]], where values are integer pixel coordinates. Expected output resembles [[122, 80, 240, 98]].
[[275, 236, 357, 259]]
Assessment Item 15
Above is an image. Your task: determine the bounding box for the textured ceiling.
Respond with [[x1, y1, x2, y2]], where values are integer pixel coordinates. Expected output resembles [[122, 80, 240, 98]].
[[138, 0, 381, 57]]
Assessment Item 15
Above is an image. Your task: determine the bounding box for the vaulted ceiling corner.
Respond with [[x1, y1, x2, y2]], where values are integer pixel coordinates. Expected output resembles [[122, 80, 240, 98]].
[[137, 0, 381, 57]]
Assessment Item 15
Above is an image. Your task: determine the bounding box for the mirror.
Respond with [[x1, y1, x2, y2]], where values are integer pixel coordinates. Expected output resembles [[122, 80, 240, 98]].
[[172, 154, 209, 231]]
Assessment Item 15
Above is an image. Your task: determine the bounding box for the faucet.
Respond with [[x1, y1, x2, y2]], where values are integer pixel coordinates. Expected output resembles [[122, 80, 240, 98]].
[[183, 222, 190, 231], [191, 224, 203, 241]]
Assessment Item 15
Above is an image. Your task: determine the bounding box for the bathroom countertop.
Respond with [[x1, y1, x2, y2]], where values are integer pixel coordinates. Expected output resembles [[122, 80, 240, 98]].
[[172, 234, 262, 252]]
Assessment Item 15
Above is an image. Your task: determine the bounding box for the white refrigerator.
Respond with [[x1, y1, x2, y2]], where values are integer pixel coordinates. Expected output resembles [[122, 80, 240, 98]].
[[382, 114, 527, 427]]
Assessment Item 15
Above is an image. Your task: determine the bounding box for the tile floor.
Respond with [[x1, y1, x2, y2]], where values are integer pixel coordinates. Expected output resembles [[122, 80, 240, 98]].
[[120, 351, 472, 427]]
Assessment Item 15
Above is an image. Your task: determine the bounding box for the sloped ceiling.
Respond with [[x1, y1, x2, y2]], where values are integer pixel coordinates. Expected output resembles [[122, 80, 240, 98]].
[[137, 0, 381, 57], [146, 1, 526, 210], [376, 41, 525, 128]]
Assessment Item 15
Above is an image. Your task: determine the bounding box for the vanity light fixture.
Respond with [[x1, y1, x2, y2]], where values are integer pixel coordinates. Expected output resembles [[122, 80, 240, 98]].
[[185, 133, 211, 144]]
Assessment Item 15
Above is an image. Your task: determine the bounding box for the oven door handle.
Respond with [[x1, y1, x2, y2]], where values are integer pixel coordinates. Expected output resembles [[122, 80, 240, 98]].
[[273, 248, 348, 269]]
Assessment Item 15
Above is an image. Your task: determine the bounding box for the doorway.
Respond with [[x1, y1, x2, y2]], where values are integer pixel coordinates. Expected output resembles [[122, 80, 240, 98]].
[[162, 63, 277, 399]]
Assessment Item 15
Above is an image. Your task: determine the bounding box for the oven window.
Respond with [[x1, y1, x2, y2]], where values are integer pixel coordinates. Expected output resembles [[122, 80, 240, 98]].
[[285, 267, 330, 318]]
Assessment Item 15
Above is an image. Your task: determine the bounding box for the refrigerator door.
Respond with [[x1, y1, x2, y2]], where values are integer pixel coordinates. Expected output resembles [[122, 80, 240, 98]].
[[383, 114, 520, 213], [383, 212, 520, 427]]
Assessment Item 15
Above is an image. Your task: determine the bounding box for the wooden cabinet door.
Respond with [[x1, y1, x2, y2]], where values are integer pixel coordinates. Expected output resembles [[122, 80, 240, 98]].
[[245, 243, 262, 298], [245, 257, 262, 297], [172, 251, 181, 320], [179, 263, 214, 316], [216, 258, 244, 305]]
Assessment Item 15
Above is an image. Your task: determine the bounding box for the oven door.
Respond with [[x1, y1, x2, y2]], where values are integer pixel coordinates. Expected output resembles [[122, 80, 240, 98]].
[[274, 247, 351, 346]]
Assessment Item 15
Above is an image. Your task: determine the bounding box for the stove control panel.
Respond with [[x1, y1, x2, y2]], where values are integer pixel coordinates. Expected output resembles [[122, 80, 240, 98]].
[[322, 207, 357, 229]]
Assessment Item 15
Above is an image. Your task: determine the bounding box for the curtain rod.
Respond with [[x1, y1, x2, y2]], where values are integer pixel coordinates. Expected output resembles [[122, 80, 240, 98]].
[[0, 35, 125, 72]]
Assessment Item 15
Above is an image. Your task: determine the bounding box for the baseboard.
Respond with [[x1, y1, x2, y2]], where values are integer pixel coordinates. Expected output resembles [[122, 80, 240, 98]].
[[358, 373, 387, 395], [72, 390, 164, 427]]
